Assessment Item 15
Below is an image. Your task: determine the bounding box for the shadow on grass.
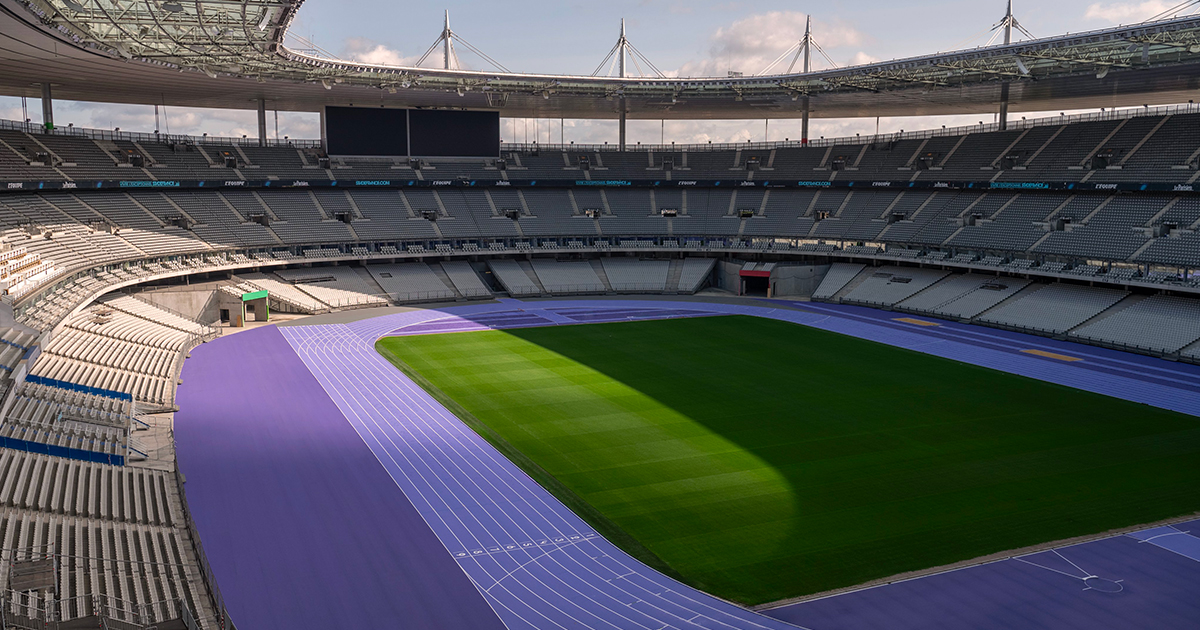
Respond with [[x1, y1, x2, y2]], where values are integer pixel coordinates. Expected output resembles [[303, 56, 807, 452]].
[[380, 315, 1200, 606]]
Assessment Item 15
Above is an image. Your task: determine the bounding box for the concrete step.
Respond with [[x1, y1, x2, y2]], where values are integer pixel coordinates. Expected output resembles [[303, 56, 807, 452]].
[[589, 259, 614, 292]]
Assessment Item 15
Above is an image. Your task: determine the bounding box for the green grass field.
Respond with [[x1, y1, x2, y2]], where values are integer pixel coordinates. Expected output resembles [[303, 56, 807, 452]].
[[376, 315, 1200, 606]]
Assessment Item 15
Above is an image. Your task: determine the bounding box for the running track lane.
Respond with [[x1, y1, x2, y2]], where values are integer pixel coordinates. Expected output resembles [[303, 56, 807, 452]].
[[273, 299, 1200, 629], [280, 321, 804, 630], [174, 326, 508, 630]]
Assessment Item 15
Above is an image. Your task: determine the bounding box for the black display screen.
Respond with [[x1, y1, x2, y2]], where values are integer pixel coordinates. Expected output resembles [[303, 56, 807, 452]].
[[408, 109, 501, 158], [324, 107, 408, 156]]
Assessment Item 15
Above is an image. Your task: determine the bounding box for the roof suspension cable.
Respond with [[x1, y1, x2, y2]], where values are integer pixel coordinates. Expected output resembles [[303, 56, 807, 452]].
[[1142, 0, 1200, 22], [757, 16, 841, 76], [412, 10, 509, 72], [591, 19, 666, 78]]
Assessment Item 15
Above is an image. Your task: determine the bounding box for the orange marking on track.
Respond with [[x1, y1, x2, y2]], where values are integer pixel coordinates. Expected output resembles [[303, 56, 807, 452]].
[[893, 317, 941, 327], [1022, 349, 1083, 362]]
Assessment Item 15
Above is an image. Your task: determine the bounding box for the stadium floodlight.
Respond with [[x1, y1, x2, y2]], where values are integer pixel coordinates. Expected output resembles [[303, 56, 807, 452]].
[[1097, 66, 1110, 79], [161, 1, 183, 13], [1015, 58, 1030, 75]]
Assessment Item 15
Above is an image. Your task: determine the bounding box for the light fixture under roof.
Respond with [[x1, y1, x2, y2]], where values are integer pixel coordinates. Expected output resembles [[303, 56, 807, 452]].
[[160, 1, 183, 13]]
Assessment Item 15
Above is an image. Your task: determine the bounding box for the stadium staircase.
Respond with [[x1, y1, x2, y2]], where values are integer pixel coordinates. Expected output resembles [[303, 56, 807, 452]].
[[516, 261, 548, 295], [428, 264, 464, 299], [355, 266, 390, 297], [589, 259, 615, 293], [1065, 293, 1150, 333], [830, 266, 877, 302], [665, 259, 685, 293], [971, 282, 1051, 322]]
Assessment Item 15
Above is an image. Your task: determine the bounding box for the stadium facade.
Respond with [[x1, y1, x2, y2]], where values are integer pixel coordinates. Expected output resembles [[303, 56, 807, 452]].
[[0, 1, 1199, 629]]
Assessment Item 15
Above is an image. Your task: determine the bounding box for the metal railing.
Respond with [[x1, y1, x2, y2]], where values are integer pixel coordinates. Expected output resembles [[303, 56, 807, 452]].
[[4, 101, 1197, 158], [1, 590, 199, 630], [172, 465, 235, 630], [0, 118, 321, 149], [501, 103, 1200, 153]]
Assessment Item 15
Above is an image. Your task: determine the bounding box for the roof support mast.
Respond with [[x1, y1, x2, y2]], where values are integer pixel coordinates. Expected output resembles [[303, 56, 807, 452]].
[[590, 18, 663, 151], [1000, 0, 1015, 130], [443, 11, 452, 70], [801, 15, 811, 146], [619, 19, 627, 151]]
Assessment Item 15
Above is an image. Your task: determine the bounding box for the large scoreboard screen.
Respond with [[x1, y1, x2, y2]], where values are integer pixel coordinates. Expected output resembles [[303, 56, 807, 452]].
[[409, 109, 501, 158], [324, 107, 500, 158], [324, 107, 408, 157]]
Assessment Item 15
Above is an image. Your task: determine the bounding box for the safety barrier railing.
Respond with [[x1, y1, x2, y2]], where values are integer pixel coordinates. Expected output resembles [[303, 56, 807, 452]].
[[172, 464, 235, 630], [0, 589, 200, 630], [501, 103, 1200, 153], [0, 118, 320, 149], [5, 101, 1199, 159]]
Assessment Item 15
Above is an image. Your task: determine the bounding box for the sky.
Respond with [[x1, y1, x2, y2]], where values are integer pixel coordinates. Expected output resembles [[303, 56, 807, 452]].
[[0, 0, 1195, 144]]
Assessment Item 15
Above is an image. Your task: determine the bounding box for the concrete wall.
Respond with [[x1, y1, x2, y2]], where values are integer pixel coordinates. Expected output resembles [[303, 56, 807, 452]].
[[770, 264, 831, 298], [716, 261, 743, 292], [133, 285, 220, 324]]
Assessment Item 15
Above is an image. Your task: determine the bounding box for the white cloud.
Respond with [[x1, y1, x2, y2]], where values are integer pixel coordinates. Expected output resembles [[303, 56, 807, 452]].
[[1084, 1, 1175, 22], [675, 12, 869, 78], [341, 37, 418, 67], [598, 12, 882, 143], [847, 51, 880, 67]]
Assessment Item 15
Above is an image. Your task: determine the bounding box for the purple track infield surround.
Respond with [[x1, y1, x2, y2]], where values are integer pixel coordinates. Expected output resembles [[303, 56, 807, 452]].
[[174, 326, 505, 630], [174, 299, 1200, 629]]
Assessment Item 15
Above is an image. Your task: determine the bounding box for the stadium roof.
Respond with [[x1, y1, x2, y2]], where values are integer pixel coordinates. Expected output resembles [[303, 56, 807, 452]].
[[3, 0, 1200, 120]]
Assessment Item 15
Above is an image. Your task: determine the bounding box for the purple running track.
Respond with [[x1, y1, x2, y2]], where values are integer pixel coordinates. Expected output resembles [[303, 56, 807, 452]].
[[174, 325, 506, 630], [176, 299, 1200, 629], [765, 530, 1200, 630]]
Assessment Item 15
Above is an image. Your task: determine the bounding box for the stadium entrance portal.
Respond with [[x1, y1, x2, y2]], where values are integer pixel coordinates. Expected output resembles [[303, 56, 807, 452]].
[[739, 269, 772, 297], [218, 288, 270, 327]]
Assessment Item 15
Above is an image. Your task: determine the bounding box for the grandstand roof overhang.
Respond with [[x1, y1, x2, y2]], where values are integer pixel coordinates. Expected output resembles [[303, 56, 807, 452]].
[[3, 0, 1200, 120]]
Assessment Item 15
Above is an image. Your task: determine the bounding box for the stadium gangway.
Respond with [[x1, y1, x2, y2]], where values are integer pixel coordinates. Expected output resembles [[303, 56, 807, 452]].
[[5, 99, 1199, 158], [500, 102, 1200, 153]]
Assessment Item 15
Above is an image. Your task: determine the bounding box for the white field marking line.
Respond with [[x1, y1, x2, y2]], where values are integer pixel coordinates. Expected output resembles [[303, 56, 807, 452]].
[[295, 306, 808, 627], [380, 305, 811, 629], [792, 304, 1200, 411], [278, 329, 540, 630], [1135, 528, 1191, 544], [326, 340, 768, 630], [1051, 549, 1093, 580], [328, 345, 700, 624], [1012, 547, 1118, 590], [282, 327, 563, 630], [296, 328, 590, 629], [280, 328, 544, 630], [485, 541, 592, 593], [796, 301, 1200, 387], [299, 330, 658, 630], [305, 312, 807, 630], [328, 305, 801, 628], [1012, 557, 1089, 581], [395, 315, 810, 630]]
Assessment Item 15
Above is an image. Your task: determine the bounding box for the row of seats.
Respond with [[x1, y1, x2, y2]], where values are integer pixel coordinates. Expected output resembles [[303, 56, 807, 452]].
[[0, 508, 204, 627], [816, 265, 1200, 356], [0, 449, 175, 525], [7, 111, 1200, 182]]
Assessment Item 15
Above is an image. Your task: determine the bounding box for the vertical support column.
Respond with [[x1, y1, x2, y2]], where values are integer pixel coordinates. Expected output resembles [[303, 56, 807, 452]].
[[999, 82, 1010, 131], [40, 83, 53, 132], [619, 99, 627, 152], [257, 99, 267, 147], [801, 96, 810, 146], [801, 15, 811, 146]]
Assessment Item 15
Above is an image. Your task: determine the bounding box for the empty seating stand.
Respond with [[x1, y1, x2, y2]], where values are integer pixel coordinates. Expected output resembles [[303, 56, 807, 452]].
[[977, 283, 1130, 334]]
